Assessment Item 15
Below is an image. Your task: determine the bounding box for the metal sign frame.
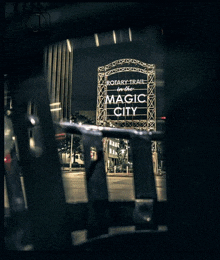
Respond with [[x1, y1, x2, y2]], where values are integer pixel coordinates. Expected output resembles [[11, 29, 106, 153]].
[[96, 59, 156, 131], [96, 59, 157, 153]]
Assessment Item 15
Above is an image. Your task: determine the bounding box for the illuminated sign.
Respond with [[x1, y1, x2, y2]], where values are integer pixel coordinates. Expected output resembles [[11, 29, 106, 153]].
[[96, 59, 156, 130], [105, 76, 148, 120]]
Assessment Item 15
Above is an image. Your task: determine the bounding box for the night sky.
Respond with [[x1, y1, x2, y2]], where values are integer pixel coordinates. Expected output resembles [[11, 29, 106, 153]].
[[71, 31, 165, 117]]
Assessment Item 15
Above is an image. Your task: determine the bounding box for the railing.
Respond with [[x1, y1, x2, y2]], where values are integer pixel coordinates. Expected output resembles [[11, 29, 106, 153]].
[[4, 75, 167, 251]]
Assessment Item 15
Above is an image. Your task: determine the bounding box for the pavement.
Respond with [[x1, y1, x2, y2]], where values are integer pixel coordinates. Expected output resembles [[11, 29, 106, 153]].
[[62, 168, 166, 178], [62, 171, 133, 177]]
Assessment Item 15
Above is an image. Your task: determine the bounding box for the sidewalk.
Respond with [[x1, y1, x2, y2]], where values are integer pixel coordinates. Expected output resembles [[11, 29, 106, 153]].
[[107, 172, 133, 177], [62, 168, 133, 177], [62, 168, 165, 178]]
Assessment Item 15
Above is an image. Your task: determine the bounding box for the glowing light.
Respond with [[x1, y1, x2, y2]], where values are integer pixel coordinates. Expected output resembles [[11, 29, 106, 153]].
[[30, 118, 36, 125], [94, 33, 99, 47], [66, 39, 72, 52], [29, 138, 34, 148], [50, 102, 61, 106], [50, 108, 62, 111], [4, 154, 11, 164], [113, 30, 116, 44], [128, 28, 132, 42], [5, 129, 10, 136]]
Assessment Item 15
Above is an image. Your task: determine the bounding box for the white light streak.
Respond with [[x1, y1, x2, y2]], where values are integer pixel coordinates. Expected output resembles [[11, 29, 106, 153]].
[[50, 102, 61, 106], [113, 30, 116, 44], [66, 39, 72, 52], [50, 108, 62, 111], [128, 28, 132, 42], [94, 33, 99, 47]]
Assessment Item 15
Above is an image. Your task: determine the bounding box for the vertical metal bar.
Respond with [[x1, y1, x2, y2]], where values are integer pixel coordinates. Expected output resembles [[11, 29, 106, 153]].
[[81, 130, 109, 238], [68, 40, 73, 120], [131, 133, 157, 199], [47, 45, 53, 103], [51, 44, 58, 121], [56, 43, 62, 121], [60, 42, 66, 120], [69, 133, 73, 171], [64, 43, 70, 120], [5, 147, 26, 214], [51, 44, 57, 104], [4, 146, 32, 250], [43, 46, 48, 80], [131, 132, 157, 229], [12, 76, 72, 250]]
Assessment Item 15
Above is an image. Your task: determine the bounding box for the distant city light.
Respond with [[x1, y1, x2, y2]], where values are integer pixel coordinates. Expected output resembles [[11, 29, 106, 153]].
[[66, 39, 72, 52], [113, 30, 116, 44], [94, 33, 99, 47]]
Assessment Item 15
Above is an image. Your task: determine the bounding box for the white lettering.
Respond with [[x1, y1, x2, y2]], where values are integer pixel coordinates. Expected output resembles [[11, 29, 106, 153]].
[[117, 86, 134, 92], [124, 94, 133, 103], [105, 95, 115, 104], [114, 106, 138, 117], [131, 107, 137, 115], [117, 87, 123, 92], [114, 107, 122, 116], [122, 107, 125, 116], [115, 95, 123, 103], [134, 94, 137, 103], [106, 79, 146, 86], [106, 94, 146, 104], [137, 94, 146, 103], [125, 107, 130, 116], [125, 86, 134, 91]]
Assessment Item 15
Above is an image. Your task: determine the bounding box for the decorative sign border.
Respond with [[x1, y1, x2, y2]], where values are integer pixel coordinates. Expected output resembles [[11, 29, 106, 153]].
[[96, 59, 156, 133]]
